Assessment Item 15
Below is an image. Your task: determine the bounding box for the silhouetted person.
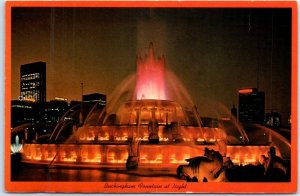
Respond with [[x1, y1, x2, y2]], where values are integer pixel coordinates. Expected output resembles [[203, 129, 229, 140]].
[[224, 157, 234, 169], [265, 147, 287, 181]]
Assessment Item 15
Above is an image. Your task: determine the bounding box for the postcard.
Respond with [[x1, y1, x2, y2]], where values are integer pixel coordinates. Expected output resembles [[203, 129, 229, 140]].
[[5, 0, 297, 193]]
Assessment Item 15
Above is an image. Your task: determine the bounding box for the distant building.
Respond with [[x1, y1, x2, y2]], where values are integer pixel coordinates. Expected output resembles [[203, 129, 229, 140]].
[[11, 100, 39, 128], [43, 98, 69, 132], [238, 88, 265, 124], [265, 112, 281, 127], [81, 93, 107, 123], [20, 61, 46, 103], [83, 93, 106, 107]]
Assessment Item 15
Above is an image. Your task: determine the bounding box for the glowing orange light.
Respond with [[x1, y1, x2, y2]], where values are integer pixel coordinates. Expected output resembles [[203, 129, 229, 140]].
[[244, 158, 257, 165], [170, 153, 190, 164], [22, 143, 271, 167], [183, 138, 191, 142], [54, 97, 68, 101], [79, 133, 86, 140], [231, 159, 240, 165], [99, 136, 109, 141], [221, 117, 231, 121], [23, 98, 36, 102], [238, 88, 254, 94], [197, 138, 205, 142]]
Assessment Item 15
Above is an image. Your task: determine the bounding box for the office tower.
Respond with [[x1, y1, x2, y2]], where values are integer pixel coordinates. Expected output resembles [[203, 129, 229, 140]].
[[20, 61, 46, 102], [238, 88, 265, 124]]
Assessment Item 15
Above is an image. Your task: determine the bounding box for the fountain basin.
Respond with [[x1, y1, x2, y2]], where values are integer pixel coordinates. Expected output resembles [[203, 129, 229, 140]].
[[21, 143, 273, 168]]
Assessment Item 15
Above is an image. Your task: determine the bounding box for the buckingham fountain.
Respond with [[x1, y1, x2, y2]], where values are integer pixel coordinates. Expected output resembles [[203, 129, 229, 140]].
[[18, 43, 290, 172]]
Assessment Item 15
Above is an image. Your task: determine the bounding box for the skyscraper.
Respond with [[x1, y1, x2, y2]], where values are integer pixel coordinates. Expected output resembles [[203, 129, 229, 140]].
[[20, 61, 46, 102], [238, 88, 265, 124], [43, 98, 69, 132]]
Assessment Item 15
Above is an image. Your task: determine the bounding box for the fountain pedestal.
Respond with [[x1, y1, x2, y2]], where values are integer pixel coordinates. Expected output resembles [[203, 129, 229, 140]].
[[149, 121, 159, 144], [126, 139, 140, 169], [126, 156, 139, 170]]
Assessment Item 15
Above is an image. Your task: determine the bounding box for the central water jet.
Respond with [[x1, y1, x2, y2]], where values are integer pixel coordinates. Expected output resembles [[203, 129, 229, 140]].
[[136, 42, 167, 100]]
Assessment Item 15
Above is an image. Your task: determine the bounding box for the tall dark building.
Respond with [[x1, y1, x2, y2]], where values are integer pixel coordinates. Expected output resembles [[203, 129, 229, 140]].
[[238, 88, 265, 124], [43, 98, 69, 132], [20, 61, 46, 102]]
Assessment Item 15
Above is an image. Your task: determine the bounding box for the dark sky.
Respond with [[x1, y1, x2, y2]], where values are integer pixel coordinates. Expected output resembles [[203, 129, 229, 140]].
[[11, 8, 291, 118]]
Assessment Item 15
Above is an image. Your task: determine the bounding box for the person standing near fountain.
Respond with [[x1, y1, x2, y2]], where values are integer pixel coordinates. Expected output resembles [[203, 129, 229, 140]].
[[265, 147, 287, 181]]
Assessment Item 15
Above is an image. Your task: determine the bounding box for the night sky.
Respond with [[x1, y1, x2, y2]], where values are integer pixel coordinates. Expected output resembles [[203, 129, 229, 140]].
[[11, 8, 291, 118]]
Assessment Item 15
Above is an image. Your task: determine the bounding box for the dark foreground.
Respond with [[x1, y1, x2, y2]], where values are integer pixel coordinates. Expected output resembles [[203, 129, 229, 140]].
[[11, 160, 290, 182], [225, 164, 290, 182], [11, 161, 181, 182], [12, 165, 182, 182]]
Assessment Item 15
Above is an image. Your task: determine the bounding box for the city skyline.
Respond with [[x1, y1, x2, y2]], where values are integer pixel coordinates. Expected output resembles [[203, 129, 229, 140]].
[[11, 8, 291, 118]]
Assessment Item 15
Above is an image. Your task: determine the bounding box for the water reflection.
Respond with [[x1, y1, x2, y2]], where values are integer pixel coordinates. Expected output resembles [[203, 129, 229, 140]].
[[11, 164, 180, 182]]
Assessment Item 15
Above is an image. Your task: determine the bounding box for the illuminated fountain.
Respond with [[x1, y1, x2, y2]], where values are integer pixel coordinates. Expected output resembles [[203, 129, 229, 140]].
[[11, 135, 22, 154], [20, 43, 290, 169]]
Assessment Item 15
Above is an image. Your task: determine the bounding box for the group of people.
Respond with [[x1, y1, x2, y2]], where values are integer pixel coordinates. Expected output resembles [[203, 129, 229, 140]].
[[224, 146, 288, 181]]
